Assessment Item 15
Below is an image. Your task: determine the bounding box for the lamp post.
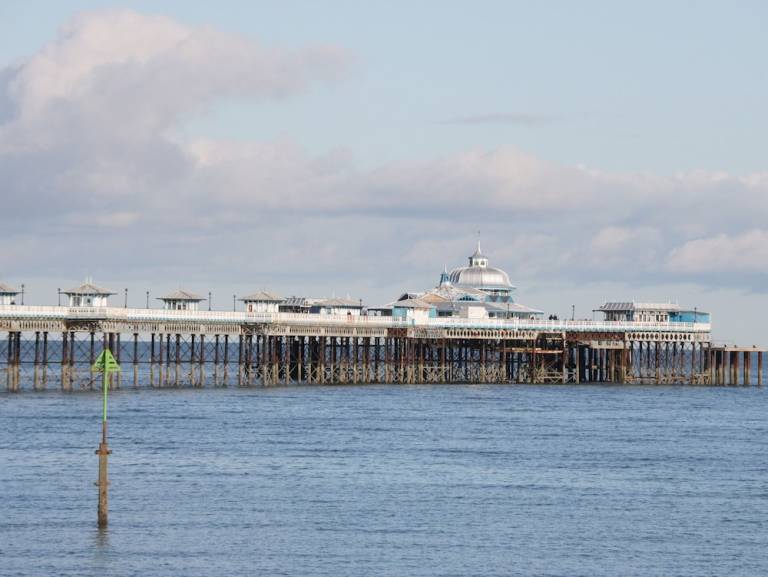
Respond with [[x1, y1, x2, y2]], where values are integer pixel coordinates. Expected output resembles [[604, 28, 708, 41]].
[[21, 284, 25, 305], [124, 288, 128, 308], [571, 304, 575, 321], [208, 292, 212, 311], [233, 294, 236, 312], [694, 306, 697, 324], [57, 288, 61, 306], [146, 291, 150, 309]]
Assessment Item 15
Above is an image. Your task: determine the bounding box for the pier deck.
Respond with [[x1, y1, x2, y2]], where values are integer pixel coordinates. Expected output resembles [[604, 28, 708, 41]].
[[0, 305, 763, 390]]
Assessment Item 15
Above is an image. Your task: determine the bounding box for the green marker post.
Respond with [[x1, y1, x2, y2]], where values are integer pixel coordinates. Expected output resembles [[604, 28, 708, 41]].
[[93, 349, 120, 528]]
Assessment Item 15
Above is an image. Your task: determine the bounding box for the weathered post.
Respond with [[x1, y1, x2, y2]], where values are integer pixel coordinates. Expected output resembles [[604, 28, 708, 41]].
[[92, 348, 120, 528]]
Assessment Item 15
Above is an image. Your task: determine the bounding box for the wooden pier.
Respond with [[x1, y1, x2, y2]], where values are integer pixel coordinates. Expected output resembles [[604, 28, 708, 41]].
[[0, 305, 764, 391]]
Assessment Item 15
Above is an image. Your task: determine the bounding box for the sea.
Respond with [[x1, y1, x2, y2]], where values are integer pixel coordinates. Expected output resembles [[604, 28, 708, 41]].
[[1, 382, 767, 577]]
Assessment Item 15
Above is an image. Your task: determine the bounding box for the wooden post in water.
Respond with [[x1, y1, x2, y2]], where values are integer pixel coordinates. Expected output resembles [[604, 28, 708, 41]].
[[93, 348, 119, 528]]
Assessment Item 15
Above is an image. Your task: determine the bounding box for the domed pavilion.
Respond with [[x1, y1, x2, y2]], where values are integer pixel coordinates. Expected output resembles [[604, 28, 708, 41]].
[[391, 243, 543, 320], [448, 242, 515, 301]]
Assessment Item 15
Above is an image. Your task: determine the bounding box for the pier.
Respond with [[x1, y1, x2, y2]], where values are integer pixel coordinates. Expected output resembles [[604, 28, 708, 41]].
[[1, 304, 762, 390]]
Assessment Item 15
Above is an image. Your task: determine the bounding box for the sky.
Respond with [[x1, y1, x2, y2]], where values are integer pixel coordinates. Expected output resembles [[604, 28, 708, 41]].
[[0, 1, 767, 345]]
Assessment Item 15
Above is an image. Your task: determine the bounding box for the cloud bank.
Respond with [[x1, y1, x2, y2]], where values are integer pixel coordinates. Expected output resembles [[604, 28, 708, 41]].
[[1, 9, 767, 309]]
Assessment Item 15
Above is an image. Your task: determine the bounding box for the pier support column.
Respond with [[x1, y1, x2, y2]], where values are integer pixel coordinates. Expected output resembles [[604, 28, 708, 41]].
[[41, 332, 49, 388], [745, 351, 750, 386], [89, 331, 96, 367], [618, 346, 626, 384], [6, 332, 19, 392], [198, 334, 205, 388], [237, 335, 243, 385], [574, 345, 580, 384], [723, 350, 728, 384], [33, 331, 41, 390], [132, 333, 139, 387], [721, 350, 727, 385], [688, 343, 700, 383], [61, 331, 70, 391], [6, 332, 13, 392], [69, 332, 76, 385]]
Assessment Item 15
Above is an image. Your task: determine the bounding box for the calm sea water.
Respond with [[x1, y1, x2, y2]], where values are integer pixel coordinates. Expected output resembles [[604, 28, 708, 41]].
[[1, 384, 767, 577]]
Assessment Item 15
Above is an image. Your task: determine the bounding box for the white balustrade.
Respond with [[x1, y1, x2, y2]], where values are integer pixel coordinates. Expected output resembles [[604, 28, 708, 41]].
[[0, 305, 711, 334]]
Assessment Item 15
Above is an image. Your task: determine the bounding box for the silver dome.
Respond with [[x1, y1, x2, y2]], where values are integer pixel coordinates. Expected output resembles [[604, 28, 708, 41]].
[[448, 266, 514, 289]]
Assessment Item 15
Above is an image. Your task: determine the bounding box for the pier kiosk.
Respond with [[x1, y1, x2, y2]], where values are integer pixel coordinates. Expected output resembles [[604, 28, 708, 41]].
[[63, 281, 115, 307], [240, 291, 284, 313], [0, 283, 19, 305], [158, 290, 205, 311]]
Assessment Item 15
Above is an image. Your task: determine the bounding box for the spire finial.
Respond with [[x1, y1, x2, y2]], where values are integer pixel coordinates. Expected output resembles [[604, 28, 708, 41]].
[[439, 266, 451, 287], [469, 232, 487, 267]]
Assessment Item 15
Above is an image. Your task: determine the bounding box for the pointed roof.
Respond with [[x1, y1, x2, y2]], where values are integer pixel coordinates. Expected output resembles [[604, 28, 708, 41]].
[[63, 282, 115, 295], [438, 265, 452, 287], [471, 240, 485, 259], [282, 296, 309, 308], [240, 291, 284, 302], [0, 282, 19, 294], [393, 298, 436, 309], [158, 290, 205, 302], [314, 297, 362, 308], [597, 302, 681, 312], [420, 293, 450, 304]]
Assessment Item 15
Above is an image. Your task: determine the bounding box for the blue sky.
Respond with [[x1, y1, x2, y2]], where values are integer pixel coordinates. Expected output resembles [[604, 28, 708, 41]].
[[4, 0, 766, 171], [1, 1, 767, 344]]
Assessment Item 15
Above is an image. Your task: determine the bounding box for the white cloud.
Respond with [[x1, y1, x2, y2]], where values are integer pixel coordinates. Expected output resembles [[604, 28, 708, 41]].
[[591, 226, 662, 254], [1, 8, 768, 309], [666, 230, 768, 274], [3, 9, 349, 137]]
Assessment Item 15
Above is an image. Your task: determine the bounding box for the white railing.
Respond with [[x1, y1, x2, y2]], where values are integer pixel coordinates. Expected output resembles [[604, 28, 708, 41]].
[[0, 305, 711, 334], [0, 305, 67, 318]]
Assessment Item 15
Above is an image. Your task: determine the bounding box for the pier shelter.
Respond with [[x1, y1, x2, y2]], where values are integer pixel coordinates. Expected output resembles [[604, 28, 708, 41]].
[[159, 290, 205, 311], [0, 283, 19, 305], [392, 298, 437, 322], [310, 298, 363, 316], [596, 302, 710, 324], [241, 291, 284, 313], [63, 281, 114, 307], [279, 297, 311, 314]]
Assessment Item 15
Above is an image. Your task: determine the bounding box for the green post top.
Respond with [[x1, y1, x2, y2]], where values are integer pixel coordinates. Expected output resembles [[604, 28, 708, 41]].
[[92, 349, 121, 423]]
